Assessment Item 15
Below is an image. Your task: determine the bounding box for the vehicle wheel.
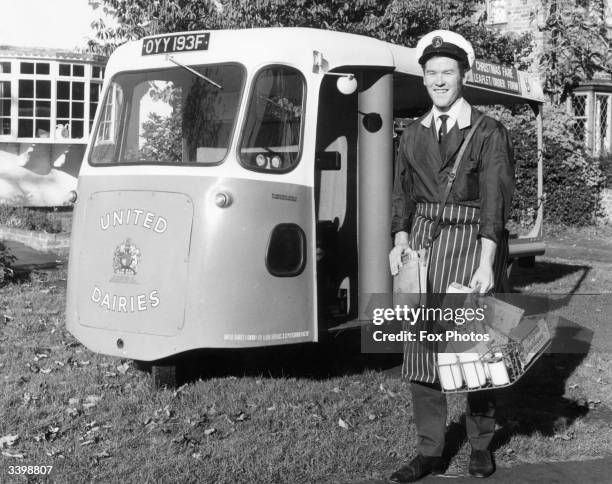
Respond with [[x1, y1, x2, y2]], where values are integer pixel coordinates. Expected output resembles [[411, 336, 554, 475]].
[[151, 363, 177, 389], [517, 256, 535, 268]]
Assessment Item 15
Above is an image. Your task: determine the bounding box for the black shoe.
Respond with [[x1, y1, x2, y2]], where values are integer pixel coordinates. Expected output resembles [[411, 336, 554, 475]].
[[389, 454, 446, 483], [468, 449, 495, 478]]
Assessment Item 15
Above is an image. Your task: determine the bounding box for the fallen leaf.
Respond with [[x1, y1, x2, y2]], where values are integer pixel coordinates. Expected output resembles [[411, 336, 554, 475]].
[[46, 447, 63, 457], [0, 434, 19, 448], [2, 450, 24, 459], [66, 408, 80, 417], [94, 451, 111, 460], [172, 384, 188, 398], [204, 428, 216, 436], [83, 396, 101, 410], [338, 418, 350, 430]]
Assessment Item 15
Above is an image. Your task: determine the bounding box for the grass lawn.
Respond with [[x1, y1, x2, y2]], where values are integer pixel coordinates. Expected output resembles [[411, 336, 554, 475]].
[[1, 233, 612, 482]]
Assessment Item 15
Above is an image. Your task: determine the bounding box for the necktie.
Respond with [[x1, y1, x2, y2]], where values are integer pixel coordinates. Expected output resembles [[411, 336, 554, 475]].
[[438, 114, 449, 144]]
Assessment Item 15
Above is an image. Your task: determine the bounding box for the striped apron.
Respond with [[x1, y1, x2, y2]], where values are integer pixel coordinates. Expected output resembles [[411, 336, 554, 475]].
[[401, 202, 508, 383]]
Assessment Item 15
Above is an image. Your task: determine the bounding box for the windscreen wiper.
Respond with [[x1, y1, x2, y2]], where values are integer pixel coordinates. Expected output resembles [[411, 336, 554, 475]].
[[165, 55, 223, 89]]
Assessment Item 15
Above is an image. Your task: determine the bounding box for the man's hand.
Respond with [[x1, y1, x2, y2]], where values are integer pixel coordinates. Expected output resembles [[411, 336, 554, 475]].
[[389, 231, 416, 276], [469, 264, 494, 294], [469, 237, 497, 294]]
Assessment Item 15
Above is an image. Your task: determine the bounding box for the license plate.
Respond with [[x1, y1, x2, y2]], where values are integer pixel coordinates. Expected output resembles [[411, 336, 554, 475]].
[[142, 33, 210, 56]]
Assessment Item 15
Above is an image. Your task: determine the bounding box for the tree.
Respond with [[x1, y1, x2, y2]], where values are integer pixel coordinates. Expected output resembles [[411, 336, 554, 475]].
[[88, 0, 532, 68], [539, 0, 612, 103]]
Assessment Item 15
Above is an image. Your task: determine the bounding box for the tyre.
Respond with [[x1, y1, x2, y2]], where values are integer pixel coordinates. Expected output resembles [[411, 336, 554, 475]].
[[151, 363, 177, 389]]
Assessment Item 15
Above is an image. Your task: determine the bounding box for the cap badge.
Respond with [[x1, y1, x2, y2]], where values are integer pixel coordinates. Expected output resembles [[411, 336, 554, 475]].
[[432, 36, 444, 48]]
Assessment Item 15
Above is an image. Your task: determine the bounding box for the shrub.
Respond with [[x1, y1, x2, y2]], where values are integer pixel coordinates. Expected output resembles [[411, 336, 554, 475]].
[[489, 104, 605, 226], [0, 240, 15, 284], [0, 206, 64, 233], [597, 154, 612, 188]]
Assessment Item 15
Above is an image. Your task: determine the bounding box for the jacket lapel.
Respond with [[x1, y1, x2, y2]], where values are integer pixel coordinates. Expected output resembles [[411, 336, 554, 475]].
[[418, 122, 443, 171]]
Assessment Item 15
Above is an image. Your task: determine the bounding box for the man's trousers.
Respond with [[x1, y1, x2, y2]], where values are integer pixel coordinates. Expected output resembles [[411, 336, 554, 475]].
[[410, 381, 496, 457]]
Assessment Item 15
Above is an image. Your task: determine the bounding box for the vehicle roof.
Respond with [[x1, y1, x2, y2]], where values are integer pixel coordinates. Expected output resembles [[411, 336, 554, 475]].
[[107, 27, 545, 113]]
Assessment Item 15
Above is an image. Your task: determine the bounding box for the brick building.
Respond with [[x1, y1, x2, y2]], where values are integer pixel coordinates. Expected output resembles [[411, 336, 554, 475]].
[[483, 0, 612, 155]]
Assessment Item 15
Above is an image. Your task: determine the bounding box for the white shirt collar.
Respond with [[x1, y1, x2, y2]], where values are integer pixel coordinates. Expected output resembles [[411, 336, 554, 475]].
[[420, 97, 472, 130]]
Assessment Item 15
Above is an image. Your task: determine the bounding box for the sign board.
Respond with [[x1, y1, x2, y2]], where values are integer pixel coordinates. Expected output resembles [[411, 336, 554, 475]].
[[142, 33, 210, 56], [467, 60, 520, 95]]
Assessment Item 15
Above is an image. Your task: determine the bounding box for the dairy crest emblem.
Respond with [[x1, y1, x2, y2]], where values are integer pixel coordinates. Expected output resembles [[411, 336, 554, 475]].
[[113, 239, 141, 275]]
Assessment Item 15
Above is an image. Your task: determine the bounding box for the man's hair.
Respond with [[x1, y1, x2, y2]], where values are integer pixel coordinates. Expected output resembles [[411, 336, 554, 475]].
[[422, 56, 468, 78]]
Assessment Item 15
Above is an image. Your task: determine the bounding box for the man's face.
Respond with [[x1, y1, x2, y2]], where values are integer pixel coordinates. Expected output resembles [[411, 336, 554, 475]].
[[423, 56, 464, 111]]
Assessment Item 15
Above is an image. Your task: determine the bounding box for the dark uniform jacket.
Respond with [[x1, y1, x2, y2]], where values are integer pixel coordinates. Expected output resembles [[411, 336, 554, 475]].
[[391, 104, 515, 245]]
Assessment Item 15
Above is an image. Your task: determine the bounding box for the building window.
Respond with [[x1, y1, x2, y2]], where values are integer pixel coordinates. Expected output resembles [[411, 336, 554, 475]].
[[89, 81, 103, 130], [0, 54, 105, 141], [486, 0, 508, 25], [59, 63, 85, 77], [20, 62, 50, 75], [56, 80, 85, 139], [0, 81, 10, 135], [570, 93, 589, 143], [18, 78, 52, 138], [595, 93, 611, 156], [92, 66, 105, 79]]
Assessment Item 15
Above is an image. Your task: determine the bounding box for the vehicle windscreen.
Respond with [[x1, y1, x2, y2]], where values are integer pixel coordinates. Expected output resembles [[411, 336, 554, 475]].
[[89, 63, 245, 165]]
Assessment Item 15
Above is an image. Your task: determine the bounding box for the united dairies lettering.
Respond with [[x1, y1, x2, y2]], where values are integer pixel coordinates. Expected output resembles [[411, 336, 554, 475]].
[[91, 286, 160, 313], [100, 209, 167, 233]]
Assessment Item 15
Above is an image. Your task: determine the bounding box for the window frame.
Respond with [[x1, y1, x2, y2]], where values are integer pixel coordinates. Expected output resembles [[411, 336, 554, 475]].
[[0, 58, 105, 142], [88, 61, 247, 167], [237, 64, 307, 175]]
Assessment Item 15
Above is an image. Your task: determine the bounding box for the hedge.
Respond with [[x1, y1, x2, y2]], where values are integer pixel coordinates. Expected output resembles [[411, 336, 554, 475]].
[[490, 104, 605, 226]]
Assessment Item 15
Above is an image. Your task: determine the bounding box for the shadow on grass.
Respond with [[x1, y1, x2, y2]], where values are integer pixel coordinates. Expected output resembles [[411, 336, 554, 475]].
[[436, 353, 592, 466], [440, 320, 596, 465], [509, 259, 591, 294], [135, 328, 402, 385]]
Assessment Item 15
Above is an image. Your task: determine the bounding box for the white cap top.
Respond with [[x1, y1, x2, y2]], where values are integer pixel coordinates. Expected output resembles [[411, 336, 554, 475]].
[[415, 29, 475, 69]]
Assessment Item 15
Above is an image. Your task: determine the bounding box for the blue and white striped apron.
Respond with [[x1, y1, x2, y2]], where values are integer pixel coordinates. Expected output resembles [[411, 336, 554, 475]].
[[402, 202, 508, 383]]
